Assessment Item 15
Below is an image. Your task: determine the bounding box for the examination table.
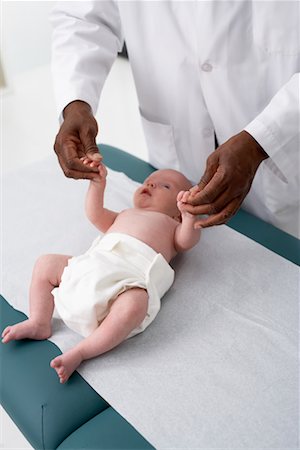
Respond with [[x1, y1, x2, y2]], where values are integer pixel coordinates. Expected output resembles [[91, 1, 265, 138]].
[[1, 145, 299, 449]]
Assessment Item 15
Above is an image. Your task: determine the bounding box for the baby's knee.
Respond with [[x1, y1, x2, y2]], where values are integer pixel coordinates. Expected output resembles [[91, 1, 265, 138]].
[[122, 288, 149, 320], [34, 254, 54, 272], [33, 254, 64, 281]]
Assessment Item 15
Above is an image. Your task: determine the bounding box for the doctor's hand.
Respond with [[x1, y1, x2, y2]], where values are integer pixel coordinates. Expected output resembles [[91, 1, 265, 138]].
[[54, 100, 102, 180], [183, 131, 268, 228]]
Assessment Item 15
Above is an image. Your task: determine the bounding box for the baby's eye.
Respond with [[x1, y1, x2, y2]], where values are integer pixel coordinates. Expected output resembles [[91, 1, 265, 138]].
[[162, 184, 170, 189]]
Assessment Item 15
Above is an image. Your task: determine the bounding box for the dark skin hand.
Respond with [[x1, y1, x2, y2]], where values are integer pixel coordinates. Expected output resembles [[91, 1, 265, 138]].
[[54, 100, 102, 180], [181, 131, 268, 228]]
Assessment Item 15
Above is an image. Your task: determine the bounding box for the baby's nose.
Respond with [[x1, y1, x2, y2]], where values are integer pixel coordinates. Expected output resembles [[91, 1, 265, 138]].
[[147, 182, 156, 188]]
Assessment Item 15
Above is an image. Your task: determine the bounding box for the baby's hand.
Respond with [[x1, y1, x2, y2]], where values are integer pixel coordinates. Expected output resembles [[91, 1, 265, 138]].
[[177, 190, 195, 218], [98, 162, 107, 180], [80, 156, 107, 184], [187, 184, 201, 198], [80, 155, 102, 169]]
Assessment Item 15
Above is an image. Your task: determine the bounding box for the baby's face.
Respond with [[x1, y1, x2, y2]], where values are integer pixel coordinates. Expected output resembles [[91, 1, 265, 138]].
[[133, 169, 192, 219]]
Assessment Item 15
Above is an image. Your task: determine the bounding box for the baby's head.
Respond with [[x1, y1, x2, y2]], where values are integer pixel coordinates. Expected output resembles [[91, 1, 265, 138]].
[[133, 169, 192, 221]]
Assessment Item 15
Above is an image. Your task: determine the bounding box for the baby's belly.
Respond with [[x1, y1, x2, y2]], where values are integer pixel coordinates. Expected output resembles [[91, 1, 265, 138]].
[[107, 217, 176, 261]]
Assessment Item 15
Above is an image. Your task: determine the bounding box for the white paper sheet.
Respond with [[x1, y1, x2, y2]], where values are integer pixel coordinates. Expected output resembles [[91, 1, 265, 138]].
[[2, 155, 299, 449]]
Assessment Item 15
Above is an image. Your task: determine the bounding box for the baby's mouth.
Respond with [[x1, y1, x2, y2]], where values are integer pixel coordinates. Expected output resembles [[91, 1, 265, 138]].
[[141, 188, 151, 196]]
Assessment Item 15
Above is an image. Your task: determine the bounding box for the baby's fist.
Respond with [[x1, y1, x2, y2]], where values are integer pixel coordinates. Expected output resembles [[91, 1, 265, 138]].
[[98, 163, 107, 179], [80, 155, 102, 168], [177, 190, 194, 217], [88, 162, 107, 184]]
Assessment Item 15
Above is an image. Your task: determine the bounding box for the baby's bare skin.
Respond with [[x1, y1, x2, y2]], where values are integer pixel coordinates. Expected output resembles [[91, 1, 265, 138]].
[[2, 161, 201, 384], [107, 209, 178, 262]]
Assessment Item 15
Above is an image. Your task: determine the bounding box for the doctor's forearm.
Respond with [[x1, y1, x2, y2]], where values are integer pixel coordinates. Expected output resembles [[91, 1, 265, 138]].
[[244, 72, 300, 176]]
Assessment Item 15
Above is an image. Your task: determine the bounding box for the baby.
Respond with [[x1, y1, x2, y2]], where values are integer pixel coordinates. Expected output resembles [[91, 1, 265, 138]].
[[2, 158, 200, 383]]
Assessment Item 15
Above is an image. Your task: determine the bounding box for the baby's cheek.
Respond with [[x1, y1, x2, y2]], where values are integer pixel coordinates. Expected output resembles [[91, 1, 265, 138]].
[[132, 192, 140, 207]]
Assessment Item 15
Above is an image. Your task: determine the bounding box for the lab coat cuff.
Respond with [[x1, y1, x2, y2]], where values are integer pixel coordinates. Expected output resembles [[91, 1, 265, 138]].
[[56, 96, 98, 126], [244, 120, 288, 184]]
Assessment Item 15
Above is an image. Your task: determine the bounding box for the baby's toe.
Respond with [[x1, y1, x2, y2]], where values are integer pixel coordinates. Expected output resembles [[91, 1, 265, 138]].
[[50, 356, 62, 369], [57, 366, 65, 377], [59, 373, 68, 384], [57, 367, 68, 384], [2, 328, 15, 343], [1, 326, 11, 338]]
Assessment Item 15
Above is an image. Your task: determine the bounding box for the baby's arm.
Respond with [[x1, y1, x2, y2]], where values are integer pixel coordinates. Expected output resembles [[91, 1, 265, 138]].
[[174, 191, 201, 252], [84, 159, 118, 232]]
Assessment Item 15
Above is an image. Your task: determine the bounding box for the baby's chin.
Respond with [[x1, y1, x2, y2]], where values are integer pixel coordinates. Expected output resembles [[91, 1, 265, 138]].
[[132, 197, 152, 209]]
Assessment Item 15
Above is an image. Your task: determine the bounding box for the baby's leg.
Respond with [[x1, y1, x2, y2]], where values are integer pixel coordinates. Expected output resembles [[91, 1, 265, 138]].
[[2, 254, 71, 343], [51, 287, 148, 383]]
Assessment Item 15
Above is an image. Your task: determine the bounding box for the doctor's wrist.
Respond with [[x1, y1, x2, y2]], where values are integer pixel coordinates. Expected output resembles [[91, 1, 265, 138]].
[[63, 100, 93, 119], [242, 130, 269, 162]]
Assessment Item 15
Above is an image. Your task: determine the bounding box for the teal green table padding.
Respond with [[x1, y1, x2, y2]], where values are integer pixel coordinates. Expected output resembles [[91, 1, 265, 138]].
[[99, 143, 155, 183], [57, 407, 154, 450], [0, 296, 110, 450], [0, 295, 154, 450], [1, 145, 299, 450]]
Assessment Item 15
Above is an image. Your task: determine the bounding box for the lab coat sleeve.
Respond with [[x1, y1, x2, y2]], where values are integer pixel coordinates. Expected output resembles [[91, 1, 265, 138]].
[[244, 73, 300, 182], [50, 1, 124, 120]]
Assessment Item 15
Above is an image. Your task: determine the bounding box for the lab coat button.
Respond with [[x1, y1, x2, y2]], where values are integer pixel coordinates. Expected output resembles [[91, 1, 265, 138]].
[[201, 62, 213, 72]]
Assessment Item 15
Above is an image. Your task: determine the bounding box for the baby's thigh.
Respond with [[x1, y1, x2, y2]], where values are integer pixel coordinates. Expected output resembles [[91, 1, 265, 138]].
[[110, 288, 148, 322], [32, 254, 72, 286]]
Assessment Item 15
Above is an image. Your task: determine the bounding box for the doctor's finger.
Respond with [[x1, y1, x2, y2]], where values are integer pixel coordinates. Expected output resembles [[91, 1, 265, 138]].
[[57, 142, 99, 178], [185, 189, 238, 215], [79, 127, 101, 159], [86, 150, 102, 162], [195, 189, 240, 215], [191, 169, 215, 196], [55, 133, 93, 169], [62, 139, 99, 173], [187, 171, 228, 206], [57, 154, 100, 180], [194, 197, 242, 228], [190, 151, 220, 196]]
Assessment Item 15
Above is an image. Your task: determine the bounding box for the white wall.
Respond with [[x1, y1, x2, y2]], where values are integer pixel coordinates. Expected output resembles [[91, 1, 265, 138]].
[[1, 0, 148, 174], [1, 1, 53, 81]]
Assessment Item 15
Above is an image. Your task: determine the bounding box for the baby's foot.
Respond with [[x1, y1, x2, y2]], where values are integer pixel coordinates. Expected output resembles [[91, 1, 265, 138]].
[[1, 319, 51, 343], [50, 348, 83, 384]]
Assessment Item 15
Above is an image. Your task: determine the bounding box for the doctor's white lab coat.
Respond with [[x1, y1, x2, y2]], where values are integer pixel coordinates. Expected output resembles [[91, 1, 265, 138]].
[[51, 1, 300, 237]]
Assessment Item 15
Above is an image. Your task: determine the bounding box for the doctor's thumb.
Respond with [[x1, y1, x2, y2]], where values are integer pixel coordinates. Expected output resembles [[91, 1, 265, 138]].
[[86, 149, 102, 162], [81, 136, 102, 162]]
